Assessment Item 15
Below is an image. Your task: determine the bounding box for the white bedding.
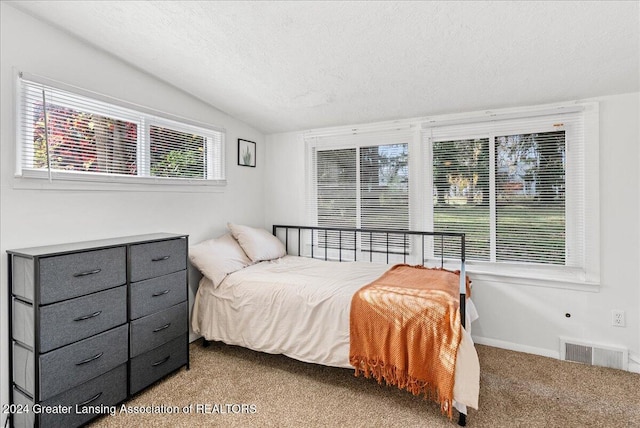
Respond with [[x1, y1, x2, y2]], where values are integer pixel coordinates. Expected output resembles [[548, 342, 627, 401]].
[[192, 255, 479, 410]]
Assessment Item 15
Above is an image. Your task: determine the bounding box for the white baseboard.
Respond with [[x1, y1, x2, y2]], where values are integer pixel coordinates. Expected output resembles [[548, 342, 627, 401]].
[[472, 335, 560, 360], [629, 353, 640, 374], [473, 335, 640, 374]]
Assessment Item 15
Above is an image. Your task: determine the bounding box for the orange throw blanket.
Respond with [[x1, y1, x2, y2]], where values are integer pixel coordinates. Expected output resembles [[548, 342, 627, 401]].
[[349, 264, 470, 418]]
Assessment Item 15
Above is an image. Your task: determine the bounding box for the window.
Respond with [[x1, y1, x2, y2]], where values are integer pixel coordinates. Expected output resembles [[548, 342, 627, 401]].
[[360, 144, 409, 232], [494, 131, 566, 265], [432, 137, 491, 260], [307, 105, 598, 286], [316, 148, 357, 230], [308, 129, 412, 253], [431, 130, 568, 265], [16, 73, 225, 186], [424, 108, 595, 285]]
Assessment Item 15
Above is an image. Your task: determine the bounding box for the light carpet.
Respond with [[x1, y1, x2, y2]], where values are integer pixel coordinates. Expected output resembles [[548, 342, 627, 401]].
[[88, 340, 640, 427]]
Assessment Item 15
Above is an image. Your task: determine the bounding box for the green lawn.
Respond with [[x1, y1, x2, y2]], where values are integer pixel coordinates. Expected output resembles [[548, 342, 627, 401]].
[[434, 204, 565, 264]]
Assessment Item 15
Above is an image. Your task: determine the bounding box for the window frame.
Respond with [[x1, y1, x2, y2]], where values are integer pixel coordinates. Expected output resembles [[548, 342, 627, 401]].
[[305, 103, 600, 289], [424, 116, 587, 286], [14, 71, 226, 192], [306, 128, 414, 229], [306, 128, 416, 257]]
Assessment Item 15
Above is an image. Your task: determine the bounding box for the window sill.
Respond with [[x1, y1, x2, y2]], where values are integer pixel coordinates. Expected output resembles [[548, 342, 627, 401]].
[[465, 264, 600, 292], [12, 174, 226, 193], [427, 258, 599, 292]]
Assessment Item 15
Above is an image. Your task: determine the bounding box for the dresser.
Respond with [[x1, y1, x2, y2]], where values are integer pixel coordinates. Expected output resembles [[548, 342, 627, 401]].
[[7, 233, 189, 427]]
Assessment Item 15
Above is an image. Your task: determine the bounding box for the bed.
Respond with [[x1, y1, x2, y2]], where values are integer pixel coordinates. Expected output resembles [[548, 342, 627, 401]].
[[190, 224, 479, 426]]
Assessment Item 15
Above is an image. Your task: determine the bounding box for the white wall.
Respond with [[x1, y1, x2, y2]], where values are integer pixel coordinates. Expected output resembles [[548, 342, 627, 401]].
[[0, 3, 266, 416], [265, 92, 640, 371]]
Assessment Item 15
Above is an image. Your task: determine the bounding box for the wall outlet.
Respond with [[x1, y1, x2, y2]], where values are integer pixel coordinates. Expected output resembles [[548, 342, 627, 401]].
[[612, 310, 625, 327]]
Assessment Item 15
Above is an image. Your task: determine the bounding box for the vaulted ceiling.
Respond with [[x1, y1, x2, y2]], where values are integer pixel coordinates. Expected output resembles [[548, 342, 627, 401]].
[[9, 1, 640, 134]]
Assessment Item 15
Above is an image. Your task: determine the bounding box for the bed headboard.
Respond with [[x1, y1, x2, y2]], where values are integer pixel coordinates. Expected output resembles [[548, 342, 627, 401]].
[[272, 224, 467, 327]]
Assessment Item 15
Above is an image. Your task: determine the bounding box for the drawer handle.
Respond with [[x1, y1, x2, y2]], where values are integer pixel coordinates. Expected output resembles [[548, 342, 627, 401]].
[[151, 355, 171, 367], [153, 323, 171, 333], [77, 392, 103, 407], [73, 268, 102, 277], [75, 352, 104, 366], [152, 255, 170, 262], [152, 289, 170, 297], [74, 311, 102, 321]]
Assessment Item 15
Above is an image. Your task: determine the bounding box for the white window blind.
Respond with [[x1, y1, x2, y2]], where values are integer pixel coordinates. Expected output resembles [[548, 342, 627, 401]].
[[304, 104, 597, 285], [16, 73, 225, 185], [423, 111, 585, 269], [307, 129, 412, 253], [431, 137, 491, 261]]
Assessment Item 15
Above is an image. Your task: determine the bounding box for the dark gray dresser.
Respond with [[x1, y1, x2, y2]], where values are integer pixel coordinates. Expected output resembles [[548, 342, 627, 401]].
[[7, 233, 189, 427]]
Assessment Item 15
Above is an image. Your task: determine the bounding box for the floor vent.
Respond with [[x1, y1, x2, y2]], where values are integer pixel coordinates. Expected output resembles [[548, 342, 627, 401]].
[[560, 338, 628, 370]]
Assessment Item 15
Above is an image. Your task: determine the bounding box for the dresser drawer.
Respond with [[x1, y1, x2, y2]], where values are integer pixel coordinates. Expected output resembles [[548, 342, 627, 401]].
[[38, 324, 128, 401], [41, 286, 127, 352], [130, 270, 187, 320], [130, 238, 186, 282], [130, 302, 187, 357], [12, 286, 127, 353], [43, 364, 126, 427], [39, 247, 126, 304], [12, 364, 126, 428], [129, 334, 188, 395]]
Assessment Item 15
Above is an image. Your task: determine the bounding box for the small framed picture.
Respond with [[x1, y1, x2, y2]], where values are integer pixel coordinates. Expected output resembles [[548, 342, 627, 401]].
[[238, 139, 256, 167]]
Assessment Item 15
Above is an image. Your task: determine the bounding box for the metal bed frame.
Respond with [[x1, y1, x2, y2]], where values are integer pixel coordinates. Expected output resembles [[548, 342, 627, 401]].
[[272, 224, 469, 426], [273, 224, 467, 327]]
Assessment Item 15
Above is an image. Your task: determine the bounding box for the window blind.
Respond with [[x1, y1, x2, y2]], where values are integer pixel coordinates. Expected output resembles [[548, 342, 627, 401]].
[[17, 73, 225, 184], [307, 128, 413, 254], [423, 111, 585, 268], [431, 137, 491, 261]]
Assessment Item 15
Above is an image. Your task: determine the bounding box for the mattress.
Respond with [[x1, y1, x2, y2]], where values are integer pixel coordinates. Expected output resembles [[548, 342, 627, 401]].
[[192, 255, 479, 410]]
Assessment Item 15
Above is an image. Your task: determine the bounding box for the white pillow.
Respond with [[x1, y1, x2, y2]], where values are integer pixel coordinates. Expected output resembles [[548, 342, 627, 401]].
[[188, 233, 252, 288], [227, 223, 286, 262]]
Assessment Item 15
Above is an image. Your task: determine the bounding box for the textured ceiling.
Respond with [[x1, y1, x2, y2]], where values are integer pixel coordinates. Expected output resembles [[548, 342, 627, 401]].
[[8, 1, 640, 134]]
